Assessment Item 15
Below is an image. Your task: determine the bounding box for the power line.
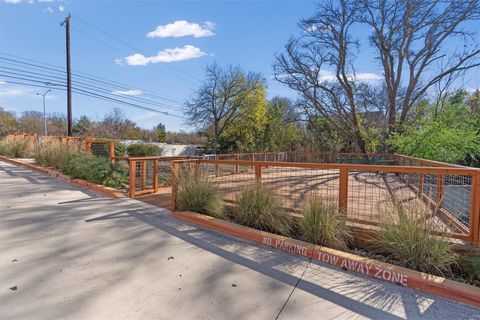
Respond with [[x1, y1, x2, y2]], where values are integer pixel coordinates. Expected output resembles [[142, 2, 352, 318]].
[[5, 4, 202, 87], [0, 64, 185, 113], [0, 52, 185, 105], [0, 73, 186, 119]]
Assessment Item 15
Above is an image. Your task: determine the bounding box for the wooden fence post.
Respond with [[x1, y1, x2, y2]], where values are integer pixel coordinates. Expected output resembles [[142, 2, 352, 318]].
[[436, 174, 444, 211], [418, 161, 424, 198], [153, 159, 159, 193], [109, 141, 115, 164], [407, 159, 413, 185], [235, 155, 240, 173], [255, 164, 262, 186], [171, 161, 179, 211], [194, 161, 200, 176], [140, 160, 146, 191], [470, 173, 480, 246], [306, 152, 312, 163], [129, 160, 136, 198], [339, 168, 349, 212]]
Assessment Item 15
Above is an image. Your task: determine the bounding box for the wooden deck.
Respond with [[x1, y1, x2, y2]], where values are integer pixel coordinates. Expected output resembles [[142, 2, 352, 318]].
[[136, 186, 172, 210]]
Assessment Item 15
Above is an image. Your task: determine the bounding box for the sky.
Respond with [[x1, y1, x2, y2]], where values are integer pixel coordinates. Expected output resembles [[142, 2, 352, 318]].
[[0, 0, 479, 132]]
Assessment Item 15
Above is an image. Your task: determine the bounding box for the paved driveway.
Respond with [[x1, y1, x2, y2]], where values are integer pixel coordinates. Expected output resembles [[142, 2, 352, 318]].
[[0, 160, 479, 320]]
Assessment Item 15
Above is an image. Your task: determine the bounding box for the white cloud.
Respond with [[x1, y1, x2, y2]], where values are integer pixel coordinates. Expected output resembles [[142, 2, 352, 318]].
[[116, 45, 207, 66], [0, 88, 27, 96], [112, 89, 143, 96], [0, 79, 6, 85], [44, 6, 53, 13], [147, 20, 215, 38], [58, 4, 64, 11]]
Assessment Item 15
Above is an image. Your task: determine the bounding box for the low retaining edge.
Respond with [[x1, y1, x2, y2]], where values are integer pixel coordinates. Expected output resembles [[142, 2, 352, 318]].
[[0, 156, 124, 198], [170, 211, 480, 308]]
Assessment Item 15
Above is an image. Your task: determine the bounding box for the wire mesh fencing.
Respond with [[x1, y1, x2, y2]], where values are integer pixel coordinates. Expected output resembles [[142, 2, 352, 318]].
[[171, 158, 480, 245], [121, 156, 189, 198]]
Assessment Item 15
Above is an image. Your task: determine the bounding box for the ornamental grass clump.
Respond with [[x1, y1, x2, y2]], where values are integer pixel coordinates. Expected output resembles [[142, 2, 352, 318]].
[[35, 140, 82, 170], [177, 169, 225, 219], [370, 200, 458, 275], [300, 196, 351, 250], [234, 184, 292, 236], [0, 136, 34, 158]]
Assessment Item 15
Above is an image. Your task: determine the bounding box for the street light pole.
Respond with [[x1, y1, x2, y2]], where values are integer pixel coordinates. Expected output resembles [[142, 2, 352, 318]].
[[36, 89, 51, 136]]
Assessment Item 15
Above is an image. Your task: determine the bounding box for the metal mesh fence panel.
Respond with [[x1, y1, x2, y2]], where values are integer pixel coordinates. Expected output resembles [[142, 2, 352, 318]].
[[90, 143, 109, 158]]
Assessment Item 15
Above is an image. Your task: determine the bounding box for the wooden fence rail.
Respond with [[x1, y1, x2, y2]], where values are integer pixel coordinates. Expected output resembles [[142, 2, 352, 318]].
[[115, 156, 189, 198], [171, 158, 480, 247]]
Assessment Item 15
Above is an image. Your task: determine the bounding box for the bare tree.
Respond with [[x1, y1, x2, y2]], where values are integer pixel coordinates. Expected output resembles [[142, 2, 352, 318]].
[[274, 0, 480, 151], [184, 63, 263, 153], [274, 0, 372, 152], [362, 0, 480, 133]]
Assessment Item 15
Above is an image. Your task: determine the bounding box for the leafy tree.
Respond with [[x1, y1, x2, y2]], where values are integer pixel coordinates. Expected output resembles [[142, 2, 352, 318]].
[[389, 91, 480, 163], [0, 107, 17, 137], [151, 123, 167, 142], [220, 81, 268, 151], [185, 63, 264, 153], [17, 111, 67, 136], [262, 97, 303, 151], [97, 108, 142, 140], [73, 115, 95, 136]]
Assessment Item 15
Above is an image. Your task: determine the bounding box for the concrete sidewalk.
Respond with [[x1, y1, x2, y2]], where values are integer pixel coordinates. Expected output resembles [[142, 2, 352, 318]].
[[0, 160, 479, 320]]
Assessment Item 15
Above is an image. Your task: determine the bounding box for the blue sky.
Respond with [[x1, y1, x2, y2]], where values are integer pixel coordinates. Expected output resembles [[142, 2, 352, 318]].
[[0, 0, 478, 132]]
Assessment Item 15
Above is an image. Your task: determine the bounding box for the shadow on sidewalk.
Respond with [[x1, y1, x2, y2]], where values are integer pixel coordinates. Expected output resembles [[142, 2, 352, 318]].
[[86, 209, 479, 319]]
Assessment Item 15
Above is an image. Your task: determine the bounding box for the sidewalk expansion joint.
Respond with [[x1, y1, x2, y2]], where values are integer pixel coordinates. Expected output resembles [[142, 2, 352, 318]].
[[274, 257, 312, 320]]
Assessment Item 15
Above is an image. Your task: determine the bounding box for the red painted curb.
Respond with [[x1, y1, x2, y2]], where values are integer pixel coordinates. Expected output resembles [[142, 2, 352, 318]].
[[170, 211, 480, 308], [0, 156, 124, 198]]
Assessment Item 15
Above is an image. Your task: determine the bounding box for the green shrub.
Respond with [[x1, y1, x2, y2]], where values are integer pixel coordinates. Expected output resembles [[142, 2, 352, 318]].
[[127, 144, 164, 157], [0, 141, 5, 155], [464, 249, 480, 281], [0, 137, 34, 158], [301, 197, 351, 250], [35, 140, 82, 170], [62, 155, 127, 188], [370, 201, 458, 275], [177, 169, 225, 218], [234, 184, 292, 236], [114, 141, 127, 157]]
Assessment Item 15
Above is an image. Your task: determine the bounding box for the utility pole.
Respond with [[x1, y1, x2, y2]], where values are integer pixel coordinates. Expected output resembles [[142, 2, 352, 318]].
[[61, 14, 72, 136], [36, 89, 51, 136]]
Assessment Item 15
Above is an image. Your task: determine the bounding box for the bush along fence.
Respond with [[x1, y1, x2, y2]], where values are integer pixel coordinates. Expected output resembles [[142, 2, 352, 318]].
[[170, 155, 480, 247]]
